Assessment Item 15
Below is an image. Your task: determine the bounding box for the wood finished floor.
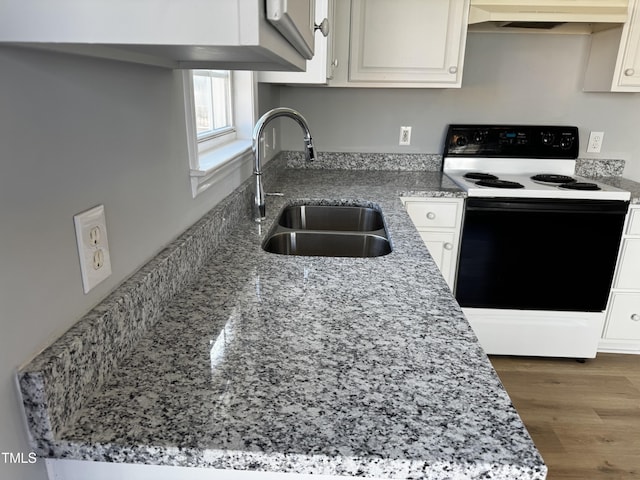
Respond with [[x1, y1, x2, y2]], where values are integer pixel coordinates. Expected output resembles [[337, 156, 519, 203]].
[[490, 354, 640, 480]]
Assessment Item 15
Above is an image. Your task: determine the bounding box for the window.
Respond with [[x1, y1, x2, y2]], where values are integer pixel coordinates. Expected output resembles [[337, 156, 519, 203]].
[[184, 69, 256, 197], [192, 70, 233, 141]]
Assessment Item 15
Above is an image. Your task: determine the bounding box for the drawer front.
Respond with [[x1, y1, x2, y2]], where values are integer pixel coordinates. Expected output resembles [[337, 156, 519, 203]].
[[605, 293, 640, 340], [615, 238, 640, 289], [405, 201, 460, 228], [628, 207, 640, 236]]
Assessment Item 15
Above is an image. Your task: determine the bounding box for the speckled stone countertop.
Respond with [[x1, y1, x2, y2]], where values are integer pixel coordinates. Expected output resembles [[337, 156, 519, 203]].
[[17, 159, 548, 479], [589, 176, 640, 204], [573, 157, 640, 203]]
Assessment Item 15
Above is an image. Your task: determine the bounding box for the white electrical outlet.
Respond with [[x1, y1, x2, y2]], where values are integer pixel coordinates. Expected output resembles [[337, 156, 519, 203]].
[[74, 204, 112, 293], [399, 126, 412, 146], [587, 131, 604, 153]]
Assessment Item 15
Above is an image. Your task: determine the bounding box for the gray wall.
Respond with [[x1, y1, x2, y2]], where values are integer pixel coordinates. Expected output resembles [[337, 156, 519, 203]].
[[0, 47, 278, 480], [2, 29, 639, 480], [279, 32, 640, 182]]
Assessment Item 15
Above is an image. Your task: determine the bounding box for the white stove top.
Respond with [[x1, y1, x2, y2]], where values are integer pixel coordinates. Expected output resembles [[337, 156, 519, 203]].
[[443, 157, 631, 201]]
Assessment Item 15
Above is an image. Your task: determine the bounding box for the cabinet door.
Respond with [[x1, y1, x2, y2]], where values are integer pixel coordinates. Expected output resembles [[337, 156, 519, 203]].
[[348, 0, 469, 86], [260, 0, 335, 84], [616, 0, 640, 88], [417, 231, 457, 289], [605, 293, 640, 340], [266, 0, 316, 59], [627, 207, 640, 235], [614, 239, 640, 289]]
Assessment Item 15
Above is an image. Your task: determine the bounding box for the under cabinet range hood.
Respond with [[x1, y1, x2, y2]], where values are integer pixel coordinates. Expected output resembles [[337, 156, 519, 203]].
[[469, 0, 629, 31]]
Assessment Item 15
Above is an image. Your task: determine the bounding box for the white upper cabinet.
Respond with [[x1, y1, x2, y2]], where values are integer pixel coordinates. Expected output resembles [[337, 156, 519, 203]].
[[0, 0, 315, 70], [260, 0, 336, 84], [584, 0, 640, 91], [266, 0, 316, 60], [331, 0, 470, 88]]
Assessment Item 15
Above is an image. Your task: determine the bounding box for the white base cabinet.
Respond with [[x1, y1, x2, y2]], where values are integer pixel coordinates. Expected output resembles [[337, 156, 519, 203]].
[[600, 206, 640, 353], [584, 0, 640, 91], [401, 197, 464, 289], [606, 293, 640, 340]]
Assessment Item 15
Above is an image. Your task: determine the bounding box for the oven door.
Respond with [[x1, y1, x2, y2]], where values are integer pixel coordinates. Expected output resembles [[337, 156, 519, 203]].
[[456, 198, 629, 311]]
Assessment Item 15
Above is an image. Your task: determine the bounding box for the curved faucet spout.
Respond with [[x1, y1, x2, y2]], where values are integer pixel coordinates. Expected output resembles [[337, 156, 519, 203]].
[[252, 107, 315, 222]]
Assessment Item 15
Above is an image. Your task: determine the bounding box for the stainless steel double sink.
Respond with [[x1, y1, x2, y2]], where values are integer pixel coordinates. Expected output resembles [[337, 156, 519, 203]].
[[262, 204, 392, 257]]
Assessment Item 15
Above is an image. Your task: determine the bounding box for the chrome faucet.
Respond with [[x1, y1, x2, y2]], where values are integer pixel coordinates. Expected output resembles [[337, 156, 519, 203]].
[[252, 107, 315, 221]]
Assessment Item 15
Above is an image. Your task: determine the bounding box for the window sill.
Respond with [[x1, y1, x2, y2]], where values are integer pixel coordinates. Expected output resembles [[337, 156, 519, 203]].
[[189, 139, 253, 197]]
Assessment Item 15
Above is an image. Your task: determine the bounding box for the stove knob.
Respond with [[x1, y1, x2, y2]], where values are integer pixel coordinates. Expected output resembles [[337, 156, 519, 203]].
[[455, 135, 468, 147], [560, 136, 574, 149], [541, 132, 555, 145], [473, 131, 486, 143]]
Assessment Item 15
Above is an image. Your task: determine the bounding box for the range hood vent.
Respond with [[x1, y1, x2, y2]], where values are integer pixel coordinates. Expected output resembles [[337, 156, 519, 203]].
[[469, 1, 629, 29], [499, 21, 567, 29]]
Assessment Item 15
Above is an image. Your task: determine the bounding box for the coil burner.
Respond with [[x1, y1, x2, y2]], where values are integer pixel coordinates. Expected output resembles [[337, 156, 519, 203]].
[[531, 174, 576, 184], [464, 172, 499, 180], [475, 179, 525, 189], [558, 182, 601, 191]]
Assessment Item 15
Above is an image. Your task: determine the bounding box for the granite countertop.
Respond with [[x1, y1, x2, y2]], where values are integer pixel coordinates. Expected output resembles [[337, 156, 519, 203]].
[[19, 165, 547, 480], [591, 176, 640, 204]]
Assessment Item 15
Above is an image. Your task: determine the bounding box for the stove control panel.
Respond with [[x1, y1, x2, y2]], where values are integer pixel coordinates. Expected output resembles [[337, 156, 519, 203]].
[[444, 125, 579, 158]]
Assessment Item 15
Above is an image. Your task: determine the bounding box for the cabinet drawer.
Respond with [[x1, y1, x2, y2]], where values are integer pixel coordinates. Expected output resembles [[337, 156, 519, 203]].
[[405, 201, 460, 228], [605, 293, 640, 340], [628, 207, 640, 235], [614, 238, 640, 289]]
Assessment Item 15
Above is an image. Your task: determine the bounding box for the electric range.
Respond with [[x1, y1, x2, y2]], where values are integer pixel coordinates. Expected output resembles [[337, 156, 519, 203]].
[[443, 124, 630, 201], [444, 158, 630, 200], [441, 125, 630, 358]]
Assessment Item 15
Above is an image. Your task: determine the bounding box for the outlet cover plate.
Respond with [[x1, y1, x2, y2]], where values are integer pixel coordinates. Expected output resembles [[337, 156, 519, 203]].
[[587, 131, 604, 153], [74, 204, 112, 293], [399, 126, 412, 146]]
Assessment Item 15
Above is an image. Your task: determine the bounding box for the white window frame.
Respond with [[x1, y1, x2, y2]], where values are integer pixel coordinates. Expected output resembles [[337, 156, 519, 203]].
[[183, 70, 257, 197], [192, 69, 234, 143]]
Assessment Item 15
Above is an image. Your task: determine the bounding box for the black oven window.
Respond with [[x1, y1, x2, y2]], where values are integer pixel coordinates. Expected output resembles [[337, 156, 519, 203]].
[[455, 199, 628, 312]]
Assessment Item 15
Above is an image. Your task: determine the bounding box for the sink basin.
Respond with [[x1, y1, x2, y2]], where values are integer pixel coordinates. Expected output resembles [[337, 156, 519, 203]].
[[278, 205, 384, 231], [263, 204, 391, 257], [263, 231, 391, 257]]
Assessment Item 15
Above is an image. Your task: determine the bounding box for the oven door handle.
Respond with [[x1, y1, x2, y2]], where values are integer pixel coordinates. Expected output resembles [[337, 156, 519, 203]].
[[466, 198, 629, 214]]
